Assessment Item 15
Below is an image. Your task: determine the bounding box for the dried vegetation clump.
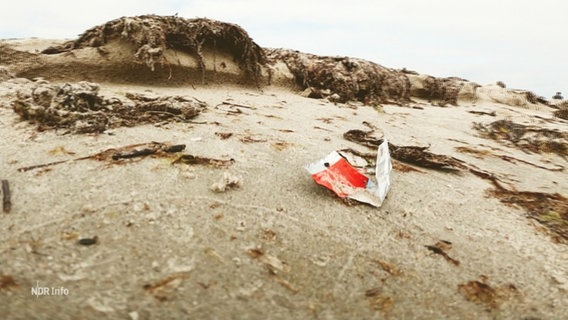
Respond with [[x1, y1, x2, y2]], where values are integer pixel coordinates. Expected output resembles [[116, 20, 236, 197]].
[[489, 186, 568, 244], [410, 75, 472, 106], [10, 80, 206, 133], [41, 15, 266, 84], [553, 101, 568, 120], [0, 66, 14, 82], [473, 120, 568, 158], [266, 49, 411, 106]]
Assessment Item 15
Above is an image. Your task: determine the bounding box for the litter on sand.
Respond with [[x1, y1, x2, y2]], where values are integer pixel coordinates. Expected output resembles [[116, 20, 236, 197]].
[[305, 139, 392, 207]]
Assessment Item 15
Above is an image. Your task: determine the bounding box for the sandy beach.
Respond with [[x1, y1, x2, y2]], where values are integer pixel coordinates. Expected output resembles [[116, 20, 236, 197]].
[[0, 16, 567, 320]]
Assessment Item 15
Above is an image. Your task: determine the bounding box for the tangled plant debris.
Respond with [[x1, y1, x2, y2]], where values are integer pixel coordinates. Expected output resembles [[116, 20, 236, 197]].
[[343, 129, 467, 171], [458, 276, 520, 309], [409, 75, 473, 106], [488, 186, 568, 244], [473, 120, 568, 158], [343, 127, 568, 242], [17, 142, 187, 172], [10, 80, 206, 133], [266, 49, 411, 106], [41, 15, 266, 84], [553, 102, 568, 120]]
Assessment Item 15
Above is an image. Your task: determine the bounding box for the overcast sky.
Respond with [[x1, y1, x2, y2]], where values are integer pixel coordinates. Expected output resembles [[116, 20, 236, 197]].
[[1, 0, 566, 97]]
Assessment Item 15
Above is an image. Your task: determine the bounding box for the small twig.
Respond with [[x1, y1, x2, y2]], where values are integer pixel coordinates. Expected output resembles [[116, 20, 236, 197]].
[[220, 101, 256, 109], [17, 159, 83, 173], [2, 180, 11, 213], [468, 110, 496, 117], [192, 97, 205, 104], [425, 245, 460, 266]]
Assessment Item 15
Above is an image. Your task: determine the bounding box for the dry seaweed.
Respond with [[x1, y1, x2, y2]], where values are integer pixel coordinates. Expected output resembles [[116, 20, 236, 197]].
[[468, 110, 496, 117], [488, 187, 568, 244], [458, 277, 519, 309], [239, 136, 267, 143], [553, 104, 568, 120], [455, 146, 564, 171], [266, 48, 411, 106], [215, 132, 233, 140], [42, 15, 266, 85], [473, 120, 567, 158], [0, 275, 17, 290], [11, 81, 206, 134], [372, 259, 402, 276], [173, 155, 234, 167], [18, 142, 187, 172], [390, 144, 467, 171], [410, 75, 474, 106], [143, 272, 189, 301], [343, 129, 468, 171], [425, 241, 460, 266]]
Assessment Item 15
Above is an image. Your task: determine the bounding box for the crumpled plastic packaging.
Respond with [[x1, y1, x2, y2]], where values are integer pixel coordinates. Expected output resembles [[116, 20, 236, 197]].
[[305, 139, 392, 207]]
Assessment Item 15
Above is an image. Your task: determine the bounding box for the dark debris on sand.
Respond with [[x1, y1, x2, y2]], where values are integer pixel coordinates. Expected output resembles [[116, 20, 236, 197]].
[[41, 15, 266, 85], [473, 120, 568, 158], [266, 49, 411, 106], [10, 80, 206, 133]]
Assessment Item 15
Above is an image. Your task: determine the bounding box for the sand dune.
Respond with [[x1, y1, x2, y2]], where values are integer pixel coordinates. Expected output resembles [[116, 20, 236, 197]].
[[0, 15, 566, 319]]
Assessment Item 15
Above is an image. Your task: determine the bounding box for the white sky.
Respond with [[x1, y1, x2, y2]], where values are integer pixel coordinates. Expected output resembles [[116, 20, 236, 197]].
[[1, 0, 566, 97]]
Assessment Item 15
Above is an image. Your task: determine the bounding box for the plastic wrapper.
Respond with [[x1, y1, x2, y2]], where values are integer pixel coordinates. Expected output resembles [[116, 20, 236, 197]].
[[305, 139, 392, 207]]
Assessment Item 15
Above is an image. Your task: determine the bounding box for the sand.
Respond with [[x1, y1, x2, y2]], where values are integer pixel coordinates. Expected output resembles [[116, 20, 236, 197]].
[[0, 32, 567, 320]]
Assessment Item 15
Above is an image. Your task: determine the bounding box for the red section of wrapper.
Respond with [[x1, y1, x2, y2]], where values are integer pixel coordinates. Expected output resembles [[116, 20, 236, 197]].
[[310, 155, 369, 198]]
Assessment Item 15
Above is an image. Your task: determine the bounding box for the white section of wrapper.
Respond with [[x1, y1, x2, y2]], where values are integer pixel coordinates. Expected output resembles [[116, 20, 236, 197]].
[[374, 139, 392, 204], [305, 151, 343, 175]]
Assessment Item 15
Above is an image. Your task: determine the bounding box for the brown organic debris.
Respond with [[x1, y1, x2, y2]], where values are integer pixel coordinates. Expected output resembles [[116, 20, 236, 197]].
[[78, 236, 98, 246], [18, 142, 187, 172], [372, 259, 402, 276], [390, 144, 467, 171], [365, 287, 382, 297], [458, 277, 520, 309], [215, 132, 233, 140], [368, 294, 394, 318], [473, 120, 567, 158], [248, 248, 296, 292], [553, 105, 568, 120], [425, 241, 460, 266], [239, 136, 267, 143], [410, 75, 474, 106], [0, 275, 17, 290], [271, 141, 292, 151], [42, 15, 266, 85], [468, 110, 496, 117], [2, 179, 11, 213], [488, 187, 568, 244], [455, 146, 564, 171], [143, 273, 189, 301], [173, 155, 234, 167], [266, 49, 411, 106], [11, 81, 206, 134], [344, 129, 468, 171]]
